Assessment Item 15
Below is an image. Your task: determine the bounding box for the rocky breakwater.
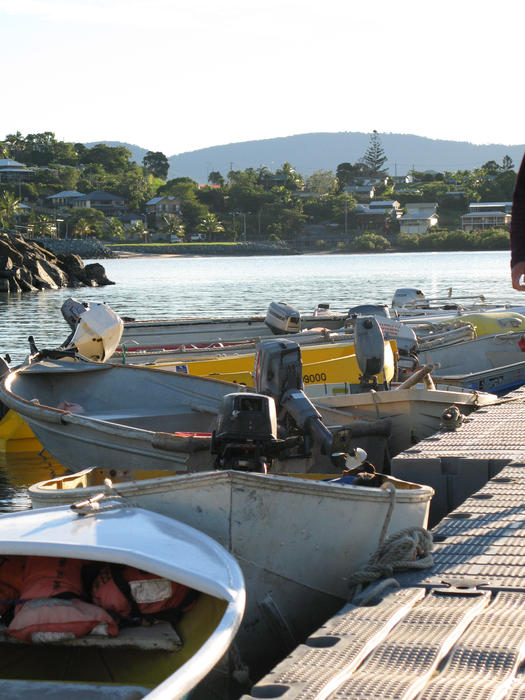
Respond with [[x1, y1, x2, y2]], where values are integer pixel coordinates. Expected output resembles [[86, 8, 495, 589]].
[[0, 233, 115, 292]]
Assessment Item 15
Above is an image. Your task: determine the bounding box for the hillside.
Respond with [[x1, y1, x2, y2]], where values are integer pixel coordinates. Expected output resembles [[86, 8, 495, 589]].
[[88, 133, 525, 184]]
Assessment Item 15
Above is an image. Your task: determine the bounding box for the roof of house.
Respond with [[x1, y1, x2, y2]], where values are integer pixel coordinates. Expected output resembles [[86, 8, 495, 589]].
[[468, 202, 512, 208], [0, 158, 25, 168], [145, 195, 181, 205], [46, 190, 85, 200], [369, 200, 400, 209], [462, 211, 510, 218], [80, 191, 125, 202]]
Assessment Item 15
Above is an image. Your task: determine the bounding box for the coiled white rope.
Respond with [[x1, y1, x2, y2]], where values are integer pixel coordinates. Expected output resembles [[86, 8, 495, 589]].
[[347, 526, 434, 602]]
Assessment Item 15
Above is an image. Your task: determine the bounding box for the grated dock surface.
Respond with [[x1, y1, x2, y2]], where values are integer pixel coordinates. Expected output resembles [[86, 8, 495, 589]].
[[243, 393, 525, 700]]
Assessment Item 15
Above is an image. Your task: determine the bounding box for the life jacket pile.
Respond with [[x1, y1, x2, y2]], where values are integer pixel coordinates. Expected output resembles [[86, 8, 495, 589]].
[[0, 556, 197, 643], [91, 564, 198, 626]]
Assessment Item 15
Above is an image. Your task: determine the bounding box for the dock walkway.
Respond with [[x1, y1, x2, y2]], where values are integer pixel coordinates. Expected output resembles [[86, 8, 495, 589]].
[[242, 387, 525, 699]]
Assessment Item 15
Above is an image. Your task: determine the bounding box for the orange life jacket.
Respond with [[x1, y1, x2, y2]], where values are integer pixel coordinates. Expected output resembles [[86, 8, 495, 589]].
[[0, 556, 25, 614], [7, 597, 119, 642], [19, 556, 85, 602], [92, 564, 197, 624]]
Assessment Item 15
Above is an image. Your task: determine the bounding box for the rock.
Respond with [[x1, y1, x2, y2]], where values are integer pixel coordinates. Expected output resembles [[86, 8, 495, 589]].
[[37, 258, 69, 287], [0, 233, 115, 293], [0, 235, 24, 266], [83, 263, 115, 286]]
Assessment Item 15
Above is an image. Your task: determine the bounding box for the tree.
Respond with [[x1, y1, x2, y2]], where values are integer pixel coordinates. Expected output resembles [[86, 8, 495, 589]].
[[360, 130, 388, 176], [305, 170, 337, 195], [275, 162, 303, 191], [73, 218, 92, 239], [160, 214, 185, 241], [31, 213, 55, 237], [4, 131, 25, 159], [335, 161, 369, 190], [103, 217, 124, 240], [208, 171, 225, 187], [84, 144, 132, 173], [0, 191, 20, 229], [197, 214, 224, 241], [143, 151, 169, 180], [502, 155, 515, 171]]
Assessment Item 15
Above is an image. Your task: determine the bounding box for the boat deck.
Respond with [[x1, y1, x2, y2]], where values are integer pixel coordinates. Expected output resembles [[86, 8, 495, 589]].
[[243, 388, 525, 700]]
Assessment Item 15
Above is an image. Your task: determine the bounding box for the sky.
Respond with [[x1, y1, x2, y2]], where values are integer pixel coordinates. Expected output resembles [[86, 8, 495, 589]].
[[1, 0, 523, 157]]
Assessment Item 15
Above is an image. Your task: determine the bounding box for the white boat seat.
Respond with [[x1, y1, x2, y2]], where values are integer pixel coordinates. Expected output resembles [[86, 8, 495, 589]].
[[0, 620, 182, 651]]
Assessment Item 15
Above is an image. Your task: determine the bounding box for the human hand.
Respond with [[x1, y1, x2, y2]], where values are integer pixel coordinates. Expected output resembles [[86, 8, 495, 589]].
[[511, 262, 525, 290]]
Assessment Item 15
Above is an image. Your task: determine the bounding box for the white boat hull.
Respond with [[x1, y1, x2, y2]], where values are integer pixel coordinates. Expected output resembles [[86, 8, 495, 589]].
[[313, 386, 498, 456], [29, 469, 433, 679], [0, 502, 245, 699]]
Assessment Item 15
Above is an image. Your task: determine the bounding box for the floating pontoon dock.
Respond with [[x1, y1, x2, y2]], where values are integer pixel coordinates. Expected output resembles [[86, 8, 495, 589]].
[[243, 388, 525, 699]]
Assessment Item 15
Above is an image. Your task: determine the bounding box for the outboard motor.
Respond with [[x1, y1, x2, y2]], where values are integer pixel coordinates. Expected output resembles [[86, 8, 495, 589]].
[[313, 303, 332, 317], [60, 298, 124, 361], [254, 338, 337, 458], [347, 304, 391, 319], [354, 316, 387, 390], [211, 392, 281, 472], [392, 288, 427, 308], [265, 301, 302, 335], [212, 339, 375, 472]]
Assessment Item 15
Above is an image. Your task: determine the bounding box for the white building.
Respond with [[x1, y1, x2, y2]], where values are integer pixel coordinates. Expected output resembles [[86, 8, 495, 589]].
[[399, 203, 438, 235]]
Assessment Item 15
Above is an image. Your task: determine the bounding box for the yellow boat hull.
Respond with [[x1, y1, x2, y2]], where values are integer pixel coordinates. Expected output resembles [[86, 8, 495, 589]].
[[152, 340, 397, 391], [0, 410, 42, 453]]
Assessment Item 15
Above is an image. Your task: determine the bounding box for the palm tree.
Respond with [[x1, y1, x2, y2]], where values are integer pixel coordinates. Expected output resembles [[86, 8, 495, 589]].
[[32, 213, 54, 237], [161, 214, 186, 241], [74, 218, 92, 239], [0, 191, 20, 230], [5, 131, 25, 159], [197, 214, 224, 241]]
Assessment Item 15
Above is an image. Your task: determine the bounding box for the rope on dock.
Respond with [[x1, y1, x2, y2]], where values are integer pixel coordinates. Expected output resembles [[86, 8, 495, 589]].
[[347, 526, 434, 603]]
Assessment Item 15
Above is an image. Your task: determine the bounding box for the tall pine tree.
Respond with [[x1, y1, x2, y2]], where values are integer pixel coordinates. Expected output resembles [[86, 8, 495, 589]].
[[361, 130, 387, 176]]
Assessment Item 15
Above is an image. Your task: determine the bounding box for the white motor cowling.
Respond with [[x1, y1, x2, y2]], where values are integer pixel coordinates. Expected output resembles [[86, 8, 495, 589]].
[[265, 301, 302, 335], [61, 299, 124, 362], [392, 288, 427, 308]]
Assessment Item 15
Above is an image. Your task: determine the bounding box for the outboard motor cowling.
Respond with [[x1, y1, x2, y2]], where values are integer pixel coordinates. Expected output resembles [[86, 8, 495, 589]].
[[392, 288, 427, 308], [348, 304, 391, 318], [211, 392, 280, 472], [354, 316, 386, 389], [265, 301, 302, 335], [60, 298, 124, 362], [255, 338, 303, 401]]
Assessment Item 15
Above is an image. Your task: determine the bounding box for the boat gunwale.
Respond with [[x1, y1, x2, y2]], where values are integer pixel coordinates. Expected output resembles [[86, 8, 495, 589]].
[[29, 469, 434, 505]]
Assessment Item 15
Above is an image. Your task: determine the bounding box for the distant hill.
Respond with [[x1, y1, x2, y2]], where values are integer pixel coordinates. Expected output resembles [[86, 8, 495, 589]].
[[88, 133, 525, 184]]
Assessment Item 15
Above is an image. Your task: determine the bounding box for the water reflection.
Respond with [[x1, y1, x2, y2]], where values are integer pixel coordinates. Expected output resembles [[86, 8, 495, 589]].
[[0, 451, 69, 513]]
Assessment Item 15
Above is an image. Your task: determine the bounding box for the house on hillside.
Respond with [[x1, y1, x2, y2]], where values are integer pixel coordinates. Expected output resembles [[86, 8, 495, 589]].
[[399, 203, 438, 235], [461, 202, 512, 231], [74, 191, 127, 217], [355, 201, 401, 233], [343, 183, 375, 199], [145, 196, 182, 227], [0, 158, 34, 183], [46, 190, 85, 208]]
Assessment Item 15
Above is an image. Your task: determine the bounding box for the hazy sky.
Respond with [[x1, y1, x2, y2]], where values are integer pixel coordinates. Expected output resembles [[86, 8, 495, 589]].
[[1, 0, 523, 156]]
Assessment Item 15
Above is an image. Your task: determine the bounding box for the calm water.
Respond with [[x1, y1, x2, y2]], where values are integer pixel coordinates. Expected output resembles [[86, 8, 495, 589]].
[[0, 250, 521, 511]]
